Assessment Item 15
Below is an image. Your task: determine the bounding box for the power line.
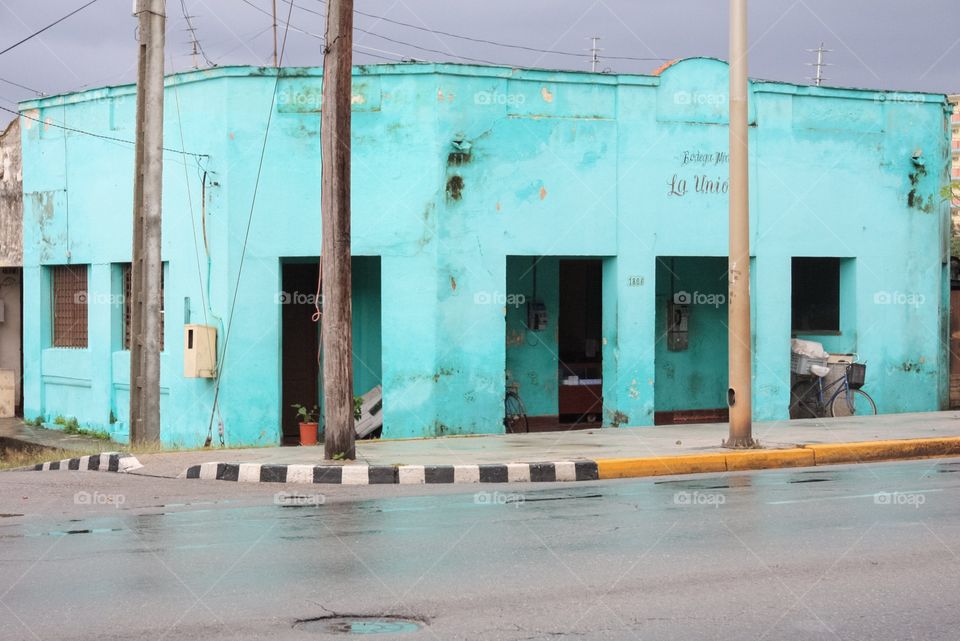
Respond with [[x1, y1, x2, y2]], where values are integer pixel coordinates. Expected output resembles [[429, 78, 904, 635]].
[[0, 0, 102, 57], [205, 0, 295, 444], [0, 77, 44, 96], [246, 0, 668, 70], [237, 0, 405, 62], [0, 104, 207, 158], [212, 25, 274, 65], [302, 0, 671, 64], [277, 0, 516, 65]]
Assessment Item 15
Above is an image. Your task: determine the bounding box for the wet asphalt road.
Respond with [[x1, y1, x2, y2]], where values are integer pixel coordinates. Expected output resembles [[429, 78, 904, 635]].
[[1, 457, 959, 641]]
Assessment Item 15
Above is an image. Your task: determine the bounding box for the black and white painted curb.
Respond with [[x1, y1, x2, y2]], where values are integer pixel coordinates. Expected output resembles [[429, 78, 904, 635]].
[[20, 452, 143, 473], [180, 461, 599, 484]]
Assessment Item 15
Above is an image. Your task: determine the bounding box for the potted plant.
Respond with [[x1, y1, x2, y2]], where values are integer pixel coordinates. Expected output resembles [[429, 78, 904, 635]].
[[291, 404, 320, 446]]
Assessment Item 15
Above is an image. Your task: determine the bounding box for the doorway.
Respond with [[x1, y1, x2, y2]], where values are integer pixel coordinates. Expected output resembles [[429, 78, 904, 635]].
[[280, 257, 383, 445], [558, 260, 603, 426], [280, 262, 320, 445], [0, 267, 22, 416], [505, 257, 604, 431]]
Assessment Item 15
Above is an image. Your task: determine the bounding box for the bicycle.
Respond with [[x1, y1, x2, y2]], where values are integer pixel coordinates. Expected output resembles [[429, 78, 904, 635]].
[[789, 356, 877, 419], [504, 383, 529, 434]]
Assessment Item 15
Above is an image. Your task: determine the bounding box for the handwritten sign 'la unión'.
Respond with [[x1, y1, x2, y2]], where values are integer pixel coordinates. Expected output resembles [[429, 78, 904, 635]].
[[667, 150, 730, 197]]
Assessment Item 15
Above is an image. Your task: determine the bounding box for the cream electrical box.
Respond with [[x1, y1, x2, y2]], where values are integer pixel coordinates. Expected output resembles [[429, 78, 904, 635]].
[[184, 324, 217, 378]]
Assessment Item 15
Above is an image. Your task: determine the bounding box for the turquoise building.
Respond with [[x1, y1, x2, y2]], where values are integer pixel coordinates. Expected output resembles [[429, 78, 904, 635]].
[[17, 58, 953, 446]]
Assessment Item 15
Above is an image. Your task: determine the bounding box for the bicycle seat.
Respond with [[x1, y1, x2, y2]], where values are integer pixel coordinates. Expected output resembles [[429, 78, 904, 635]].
[[809, 364, 830, 378]]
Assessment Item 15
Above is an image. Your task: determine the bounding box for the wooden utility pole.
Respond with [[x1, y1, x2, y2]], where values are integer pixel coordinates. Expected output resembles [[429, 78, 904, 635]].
[[130, 0, 165, 445], [725, 0, 754, 448], [320, 0, 355, 460]]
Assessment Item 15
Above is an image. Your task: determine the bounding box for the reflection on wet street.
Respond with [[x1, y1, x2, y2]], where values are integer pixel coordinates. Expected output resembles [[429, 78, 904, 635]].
[[1, 458, 959, 640]]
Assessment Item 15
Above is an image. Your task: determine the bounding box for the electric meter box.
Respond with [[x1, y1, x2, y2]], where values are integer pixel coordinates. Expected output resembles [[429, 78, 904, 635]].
[[184, 324, 217, 378]]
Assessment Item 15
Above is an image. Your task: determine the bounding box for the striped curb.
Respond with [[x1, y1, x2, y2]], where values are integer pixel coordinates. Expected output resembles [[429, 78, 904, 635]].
[[177, 437, 960, 485], [179, 461, 600, 484], [18, 452, 143, 473]]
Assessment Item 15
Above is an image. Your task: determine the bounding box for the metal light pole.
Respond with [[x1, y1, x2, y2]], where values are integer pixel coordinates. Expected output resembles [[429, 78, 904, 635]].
[[130, 0, 165, 445], [725, 0, 754, 448]]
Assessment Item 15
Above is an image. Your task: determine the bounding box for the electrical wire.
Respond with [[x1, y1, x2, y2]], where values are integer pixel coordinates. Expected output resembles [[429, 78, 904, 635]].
[[236, 0, 405, 62], [0, 104, 208, 158], [0, 77, 44, 96], [170, 60, 225, 447], [248, 0, 671, 70], [0, 0, 102, 57], [302, 0, 672, 64], [211, 25, 274, 65], [205, 0, 295, 444]]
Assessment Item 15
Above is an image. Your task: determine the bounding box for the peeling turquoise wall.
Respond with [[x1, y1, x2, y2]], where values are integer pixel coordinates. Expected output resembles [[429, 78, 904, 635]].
[[18, 58, 952, 445]]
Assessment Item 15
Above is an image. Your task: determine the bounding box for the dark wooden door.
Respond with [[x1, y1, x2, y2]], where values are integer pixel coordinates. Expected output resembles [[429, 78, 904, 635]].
[[281, 263, 321, 444]]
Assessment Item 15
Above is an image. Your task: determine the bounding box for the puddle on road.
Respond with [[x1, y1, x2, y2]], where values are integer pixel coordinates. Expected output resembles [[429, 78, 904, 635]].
[[295, 615, 424, 635], [36, 527, 124, 537], [519, 493, 603, 503], [654, 480, 731, 490]]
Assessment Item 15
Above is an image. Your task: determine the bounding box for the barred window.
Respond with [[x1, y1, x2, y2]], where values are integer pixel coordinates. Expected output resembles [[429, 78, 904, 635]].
[[123, 264, 165, 351], [51, 265, 88, 348]]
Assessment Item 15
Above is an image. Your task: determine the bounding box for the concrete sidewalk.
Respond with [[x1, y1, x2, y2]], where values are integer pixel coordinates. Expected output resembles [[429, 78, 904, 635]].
[[11, 411, 960, 483], [128, 410, 960, 480], [0, 417, 116, 453]]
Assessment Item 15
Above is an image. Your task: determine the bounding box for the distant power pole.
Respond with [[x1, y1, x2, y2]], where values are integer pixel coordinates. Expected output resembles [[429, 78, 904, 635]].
[[320, 0, 356, 460], [589, 36, 601, 72], [272, 0, 278, 67], [806, 42, 831, 86], [130, 0, 165, 445], [725, 0, 754, 448]]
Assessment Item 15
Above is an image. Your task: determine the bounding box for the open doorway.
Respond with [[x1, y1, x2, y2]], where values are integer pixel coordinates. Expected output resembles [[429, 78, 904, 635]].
[[504, 256, 603, 432], [280, 257, 383, 445], [558, 259, 603, 426], [280, 262, 320, 445], [0, 267, 22, 417]]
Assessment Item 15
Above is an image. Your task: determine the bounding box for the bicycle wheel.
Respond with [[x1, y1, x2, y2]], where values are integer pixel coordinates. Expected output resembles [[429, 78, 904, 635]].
[[790, 380, 821, 418], [504, 392, 529, 433], [829, 388, 878, 417]]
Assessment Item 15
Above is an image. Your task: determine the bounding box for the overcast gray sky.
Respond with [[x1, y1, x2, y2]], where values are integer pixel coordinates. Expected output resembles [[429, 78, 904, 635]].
[[1, 0, 958, 119]]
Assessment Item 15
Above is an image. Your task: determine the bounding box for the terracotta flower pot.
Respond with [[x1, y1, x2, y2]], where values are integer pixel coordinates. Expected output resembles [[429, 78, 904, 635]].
[[299, 422, 319, 446]]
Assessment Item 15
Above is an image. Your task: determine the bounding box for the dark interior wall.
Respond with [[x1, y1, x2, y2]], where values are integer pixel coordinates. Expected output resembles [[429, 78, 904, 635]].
[[280, 262, 320, 443], [559, 260, 603, 363]]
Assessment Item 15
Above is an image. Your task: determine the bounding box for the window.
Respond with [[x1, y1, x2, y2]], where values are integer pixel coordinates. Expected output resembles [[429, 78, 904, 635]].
[[51, 265, 88, 348], [792, 257, 840, 334], [122, 263, 165, 351]]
